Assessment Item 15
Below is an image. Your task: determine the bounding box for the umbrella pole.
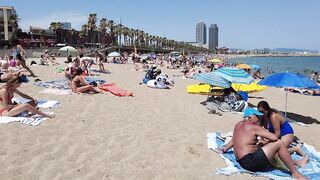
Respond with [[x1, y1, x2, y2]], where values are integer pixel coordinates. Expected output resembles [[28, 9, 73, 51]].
[[285, 89, 288, 118]]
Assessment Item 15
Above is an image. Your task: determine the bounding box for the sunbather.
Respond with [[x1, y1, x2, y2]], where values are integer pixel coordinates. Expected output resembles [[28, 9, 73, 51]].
[[257, 100, 308, 167], [0, 75, 54, 118], [215, 108, 307, 180], [70, 68, 102, 94]]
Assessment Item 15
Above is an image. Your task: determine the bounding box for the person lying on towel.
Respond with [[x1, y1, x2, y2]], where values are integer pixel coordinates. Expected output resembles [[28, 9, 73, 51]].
[[214, 108, 308, 180]]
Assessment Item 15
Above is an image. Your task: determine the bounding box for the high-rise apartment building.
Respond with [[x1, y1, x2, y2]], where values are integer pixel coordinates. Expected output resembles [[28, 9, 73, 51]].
[[0, 6, 17, 41], [62, 22, 72, 30], [208, 24, 218, 52], [196, 21, 206, 45]]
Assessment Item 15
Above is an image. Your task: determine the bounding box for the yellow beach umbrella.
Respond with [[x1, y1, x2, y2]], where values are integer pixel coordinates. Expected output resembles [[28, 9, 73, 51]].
[[209, 58, 222, 63], [232, 81, 267, 93], [186, 84, 225, 96], [236, 64, 251, 69]]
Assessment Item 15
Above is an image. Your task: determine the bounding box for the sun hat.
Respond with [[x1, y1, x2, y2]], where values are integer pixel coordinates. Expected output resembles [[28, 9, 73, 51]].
[[243, 107, 264, 118]]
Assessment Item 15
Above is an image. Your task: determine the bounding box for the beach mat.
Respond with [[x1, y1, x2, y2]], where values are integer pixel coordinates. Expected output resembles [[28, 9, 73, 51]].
[[207, 132, 320, 180], [39, 88, 73, 95], [99, 83, 133, 97]]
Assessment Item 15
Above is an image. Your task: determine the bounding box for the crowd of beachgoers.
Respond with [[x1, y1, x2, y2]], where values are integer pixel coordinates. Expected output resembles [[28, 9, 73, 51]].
[[0, 39, 320, 179]]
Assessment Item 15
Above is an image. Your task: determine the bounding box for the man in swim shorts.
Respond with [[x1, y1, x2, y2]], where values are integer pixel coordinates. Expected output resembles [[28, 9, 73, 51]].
[[215, 108, 307, 179]]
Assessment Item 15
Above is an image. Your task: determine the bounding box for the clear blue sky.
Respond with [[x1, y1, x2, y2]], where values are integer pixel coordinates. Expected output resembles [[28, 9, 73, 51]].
[[1, 0, 320, 50]]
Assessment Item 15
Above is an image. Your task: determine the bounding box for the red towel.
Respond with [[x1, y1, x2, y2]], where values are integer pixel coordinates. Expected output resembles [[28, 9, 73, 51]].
[[99, 83, 133, 97]]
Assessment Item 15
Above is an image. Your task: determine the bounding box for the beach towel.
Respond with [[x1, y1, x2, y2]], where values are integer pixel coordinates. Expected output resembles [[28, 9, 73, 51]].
[[12, 98, 60, 109], [207, 132, 320, 180], [99, 83, 133, 97], [39, 88, 73, 95], [91, 68, 111, 74], [34, 77, 106, 90], [0, 115, 47, 126]]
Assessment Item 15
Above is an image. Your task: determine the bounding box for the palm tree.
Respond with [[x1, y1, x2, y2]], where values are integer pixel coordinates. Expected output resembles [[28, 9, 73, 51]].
[[49, 22, 63, 43], [98, 18, 107, 45], [87, 13, 97, 44], [106, 20, 115, 45], [80, 24, 89, 44], [8, 14, 20, 40]]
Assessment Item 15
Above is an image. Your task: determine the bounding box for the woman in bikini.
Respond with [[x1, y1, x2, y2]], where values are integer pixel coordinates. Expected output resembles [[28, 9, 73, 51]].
[[0, 75, 54, 118], [70, 68, 102, 94], [257, 100, 308, 166]]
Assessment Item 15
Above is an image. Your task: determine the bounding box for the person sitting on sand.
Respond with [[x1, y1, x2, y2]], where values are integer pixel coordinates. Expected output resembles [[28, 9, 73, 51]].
[[39, 55, 49, 65], [252, 69, 264, 79], [215, 108, 308, 180], [0, 74, 55, 118], [70, 68, 102, 94], [257, 101, 309, 167]]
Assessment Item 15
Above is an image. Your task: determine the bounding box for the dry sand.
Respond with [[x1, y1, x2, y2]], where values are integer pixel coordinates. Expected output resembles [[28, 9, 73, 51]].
[[0, 57, 319, 180]]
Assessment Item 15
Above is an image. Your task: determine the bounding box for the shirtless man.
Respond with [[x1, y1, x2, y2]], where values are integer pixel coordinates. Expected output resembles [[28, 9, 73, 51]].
[[215, 108, 308, 180]]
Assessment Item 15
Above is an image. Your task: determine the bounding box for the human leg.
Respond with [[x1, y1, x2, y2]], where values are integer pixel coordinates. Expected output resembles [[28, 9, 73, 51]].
[[3, 104, 55, 118], [18, 60, 36, 77], [262, 140, 307, 179], [282, 134, 308, 167]]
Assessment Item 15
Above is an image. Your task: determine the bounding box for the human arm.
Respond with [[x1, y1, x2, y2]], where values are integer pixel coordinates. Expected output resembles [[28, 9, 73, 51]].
[[14, 89, 36, 101], [214, 138, 233, 154], [255, 125, 278, 142]]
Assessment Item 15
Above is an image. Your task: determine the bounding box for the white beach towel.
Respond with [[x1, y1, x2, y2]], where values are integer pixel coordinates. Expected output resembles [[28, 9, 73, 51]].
[[12, 98, 60, 109], [0, 115, 47, 126]]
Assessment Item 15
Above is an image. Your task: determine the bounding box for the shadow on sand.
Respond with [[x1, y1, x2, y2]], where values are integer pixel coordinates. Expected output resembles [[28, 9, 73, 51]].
[[286, 112, 320, 125]]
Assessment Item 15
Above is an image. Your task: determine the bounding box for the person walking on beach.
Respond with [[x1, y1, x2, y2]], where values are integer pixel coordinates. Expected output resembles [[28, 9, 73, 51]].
[[215, 108, 308, 180], [11, 39, 37, 77], [95, 50, 105, 71]]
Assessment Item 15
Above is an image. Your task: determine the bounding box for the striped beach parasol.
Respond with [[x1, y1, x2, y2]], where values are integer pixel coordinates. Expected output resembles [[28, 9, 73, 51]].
[[193, 72, 231, 88], [215, 67, 254, 84]]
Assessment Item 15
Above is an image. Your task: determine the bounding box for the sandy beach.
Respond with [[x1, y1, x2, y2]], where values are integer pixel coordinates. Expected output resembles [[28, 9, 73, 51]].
[[0, 57, 319, 180]]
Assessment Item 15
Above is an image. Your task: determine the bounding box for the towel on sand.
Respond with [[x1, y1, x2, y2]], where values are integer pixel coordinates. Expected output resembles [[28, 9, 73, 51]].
[[207, 132, 320, 180], [12, 98, 60, 108], [0, 115, 48, 126], [34, 77, 106, 90]]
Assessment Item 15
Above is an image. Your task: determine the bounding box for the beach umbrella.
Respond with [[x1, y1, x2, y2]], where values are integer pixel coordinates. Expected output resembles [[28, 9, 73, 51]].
[[59, 46, 77, 52], [258, 72, 320, 117], [232, 81, 267, 93], [209, 58, 222, 63], [236, 64, 252, 69], [108, 51, 121, 57], [193, 72, 231, 88], [251, 64, 261, 70], [215, 67, 254, 84]]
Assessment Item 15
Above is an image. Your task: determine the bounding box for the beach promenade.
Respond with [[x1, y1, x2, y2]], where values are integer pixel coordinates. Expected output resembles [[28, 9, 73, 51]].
[[0, 57, 319, 179]]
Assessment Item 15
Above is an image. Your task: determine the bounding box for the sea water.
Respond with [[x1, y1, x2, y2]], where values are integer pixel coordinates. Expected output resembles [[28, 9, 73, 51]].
[[229, 56, 320, 76]]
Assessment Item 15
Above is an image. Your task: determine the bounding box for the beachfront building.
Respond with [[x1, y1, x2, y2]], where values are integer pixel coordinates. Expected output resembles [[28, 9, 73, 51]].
[[196, 21, 207, 45], [0, 6, 18, 41], [62, 22, 71, 30], [208, 24, 218, 53]]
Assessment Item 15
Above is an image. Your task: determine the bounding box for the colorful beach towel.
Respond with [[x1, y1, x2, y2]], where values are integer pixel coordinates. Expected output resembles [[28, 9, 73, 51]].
[[0, 115, 48, 126], [12, 98, 60, 109], [34, 77, 106, 90], [207, 132, 320, 180], [99, 83, 134, 97]]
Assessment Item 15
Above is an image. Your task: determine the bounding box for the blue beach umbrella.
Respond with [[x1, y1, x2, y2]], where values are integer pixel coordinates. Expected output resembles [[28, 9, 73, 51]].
[[259, 72, 320, 117], [215, 67, 254, 84], [193, 72, 231, 88]]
